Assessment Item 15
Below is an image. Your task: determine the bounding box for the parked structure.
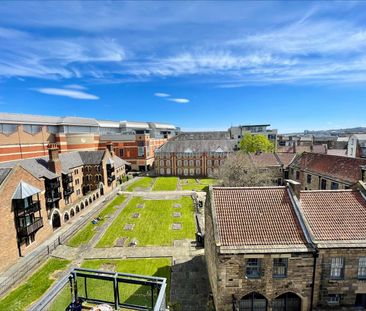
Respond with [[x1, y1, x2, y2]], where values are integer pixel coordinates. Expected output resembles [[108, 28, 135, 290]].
[[288, 152, 366, 190], [205, 181, 366, 310], [0, 113, 179, 170], [0, 144, 128, 271], [348, 134, 366, 158]]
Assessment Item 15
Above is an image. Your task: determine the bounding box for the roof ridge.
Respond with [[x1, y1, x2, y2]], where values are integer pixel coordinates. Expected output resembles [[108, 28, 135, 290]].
[[213, 186, 286, 190]]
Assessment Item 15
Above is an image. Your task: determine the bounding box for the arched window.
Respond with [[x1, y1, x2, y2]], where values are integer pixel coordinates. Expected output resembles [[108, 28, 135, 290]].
[[70, 209, 75, 217], [75, 205, 80, 213], [64, 213, 69, 222], [273, 292, 301, 311], [239, 292, 267, 311]]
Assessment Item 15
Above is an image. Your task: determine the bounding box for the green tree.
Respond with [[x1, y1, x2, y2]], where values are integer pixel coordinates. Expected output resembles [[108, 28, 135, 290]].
[[239, 133, 274, 153]]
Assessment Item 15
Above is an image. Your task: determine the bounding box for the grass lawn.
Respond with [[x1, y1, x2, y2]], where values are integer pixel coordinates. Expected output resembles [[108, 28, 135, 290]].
[[0, 258, 70, 311], [67, 195, 126, 247], [152, 177, 178, 191], [48, 258, 171, 311], [181, 178, 217, 191], [96, 196, 195, 247], [125, 177, 155, 192]]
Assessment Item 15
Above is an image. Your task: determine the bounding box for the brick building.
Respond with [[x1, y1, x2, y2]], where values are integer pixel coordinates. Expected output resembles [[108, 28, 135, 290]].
[[0, 144, 128, 271], [288, 152, 366, 190], [155, 134, 238, 177], [0, 113, 179, 171], [205, 182, 366, 310]]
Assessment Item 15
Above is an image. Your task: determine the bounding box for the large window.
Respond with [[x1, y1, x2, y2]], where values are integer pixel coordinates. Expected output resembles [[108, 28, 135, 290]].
[[330, 257, 344, 279], [331, 182, 339, 190], [307, 174, 312, 184], [138, 146, 145, 157], [23, 124, 42, 134], [273, 258, 288, 278], [358, 257, 366, 279], [0, 123, 18, 134], [245, 259, 261, 279]]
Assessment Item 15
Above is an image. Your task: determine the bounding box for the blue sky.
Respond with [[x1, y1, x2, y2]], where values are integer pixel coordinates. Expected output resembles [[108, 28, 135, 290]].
[[1, 1, 366, 132]]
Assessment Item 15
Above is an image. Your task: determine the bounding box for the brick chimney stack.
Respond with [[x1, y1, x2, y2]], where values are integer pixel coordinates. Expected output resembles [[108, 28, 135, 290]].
[[48, 143, 61, 174], [286, 179, 301, 200], [106, 142, 114, 156]]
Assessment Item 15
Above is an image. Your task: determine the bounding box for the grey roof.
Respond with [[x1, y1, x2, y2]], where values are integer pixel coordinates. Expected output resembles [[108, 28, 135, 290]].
[[0, 168, 11, 185], [0, 158, 58, 179], [113, 155, 130, 168], [172, 131, 229, 141], [58, 152, 84, 172], [0, 113, 98, 126], [78, 151, 105, 165], [13, 181, 41, 199], [352, 134, 366, 142], [120, 121, 150, 130], [148, 122, 176, 130], [157, 139, 237, 153]]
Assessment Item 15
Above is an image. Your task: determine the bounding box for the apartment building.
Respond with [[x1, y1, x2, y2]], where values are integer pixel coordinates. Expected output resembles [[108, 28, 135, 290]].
[[205, 181, 366, 310], [348, 134, 366, 158], [0, 113, 179, 170], [288, 152, 366, 190], [229, 124, 278, 148], [0, 144, 127, 271]]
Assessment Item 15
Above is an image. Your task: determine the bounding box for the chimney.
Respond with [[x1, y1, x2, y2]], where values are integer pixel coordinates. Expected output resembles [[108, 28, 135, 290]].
[[106, 141, 114, 156], [48, 143, 61, 174], [286, 179, 301, 200]]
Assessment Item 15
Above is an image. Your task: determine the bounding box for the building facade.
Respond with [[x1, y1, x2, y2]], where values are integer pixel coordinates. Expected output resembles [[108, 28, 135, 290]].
[[205, 182, 366, 310], [229, 124, 278, 148], [347, 134, 366, 158], [0, 113, 179, 171], [288, 152, 366, 190], [0, 144, 127, 272]]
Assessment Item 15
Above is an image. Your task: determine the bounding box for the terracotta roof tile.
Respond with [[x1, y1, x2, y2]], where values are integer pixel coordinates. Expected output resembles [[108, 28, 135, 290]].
[[212, 187, 307, 246], [249, 153, 279, 167], [300, 190, 366, 241], [291, 152, 366, 184]]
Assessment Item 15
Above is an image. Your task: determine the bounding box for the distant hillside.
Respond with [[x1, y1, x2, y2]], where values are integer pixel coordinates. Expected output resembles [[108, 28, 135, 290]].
[[286, 127, 366, 136]]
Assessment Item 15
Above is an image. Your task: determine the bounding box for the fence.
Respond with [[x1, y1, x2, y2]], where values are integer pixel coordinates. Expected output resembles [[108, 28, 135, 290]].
[[0, 187, 121, 298], [28, 268, 167, 311]]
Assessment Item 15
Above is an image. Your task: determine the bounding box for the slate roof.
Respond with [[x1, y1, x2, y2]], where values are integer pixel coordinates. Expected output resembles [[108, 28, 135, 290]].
[[0, 168, 11, 185], [0, 158, 58, 179], [157, 139, 237, 153], [211, 187, 308, 247], [290, 152, 366, 184], [299, 190, 366, 243], [172, 131, 229, 141], [13, 181, 41, 199]]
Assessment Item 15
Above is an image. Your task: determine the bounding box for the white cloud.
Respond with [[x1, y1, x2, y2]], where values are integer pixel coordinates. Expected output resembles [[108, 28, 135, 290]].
[[168, 98, 189, 103], [34, 88, 99, 100], [64, 84, 86, 90], [154, 92, 170, 97]]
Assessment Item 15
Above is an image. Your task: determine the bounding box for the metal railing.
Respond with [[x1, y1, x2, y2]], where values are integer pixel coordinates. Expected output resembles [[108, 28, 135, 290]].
[[18, 217, 43, 237], [27, 268, 167, 311]]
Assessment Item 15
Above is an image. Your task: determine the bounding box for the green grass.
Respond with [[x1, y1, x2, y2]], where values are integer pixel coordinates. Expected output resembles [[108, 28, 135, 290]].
[[48, 258, 171, 311], [96, 196, 195, 247], [0, 258, 70, 311], [152, 177, 178, 191], [181, 178, 217, 191], [125, 177, 155, 192], [67, 195, 126, 247]]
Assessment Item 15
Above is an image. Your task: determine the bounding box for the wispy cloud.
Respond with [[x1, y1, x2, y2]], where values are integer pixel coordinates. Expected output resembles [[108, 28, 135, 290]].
[[64, 84, 86, 90], [34, 88, 99, 100], [168, 98, 189, 103], [154, 92, 170, 97]]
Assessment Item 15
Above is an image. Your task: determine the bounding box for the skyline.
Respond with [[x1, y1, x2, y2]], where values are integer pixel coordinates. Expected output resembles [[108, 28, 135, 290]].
[[1, 1, 366, 132]]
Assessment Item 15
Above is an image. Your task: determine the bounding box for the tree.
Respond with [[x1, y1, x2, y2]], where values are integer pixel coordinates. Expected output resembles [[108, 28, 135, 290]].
[[239, 133, 274, 153], [216, 152, 276, 187]]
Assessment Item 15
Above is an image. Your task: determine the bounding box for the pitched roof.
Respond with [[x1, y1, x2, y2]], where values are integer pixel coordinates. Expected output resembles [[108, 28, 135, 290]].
[[0, 168, 11, 185], [211, 187, 308, 249], [290, 152, 366, 184], [299, 190, 366, 244], [13, 181, 41, 199], [275, 153, 296, 167], [326, 149, 348, 157], [249, 153, 279, 167], [172, 131, 229, 141], [157, 139, 236, 153]]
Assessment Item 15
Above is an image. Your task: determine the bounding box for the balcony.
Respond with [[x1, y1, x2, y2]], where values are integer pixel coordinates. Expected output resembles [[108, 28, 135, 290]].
[[62, 174, 73, 185], [16, 201, 41, 216], [18, 217, 43, 237], [45, 178, 60, 189], [63, 186, 74, 197], [46, 191, 62, 203]]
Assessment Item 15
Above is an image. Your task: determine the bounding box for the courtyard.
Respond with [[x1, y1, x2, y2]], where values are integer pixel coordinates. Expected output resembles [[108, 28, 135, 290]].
[[0, 177, 212, 311]]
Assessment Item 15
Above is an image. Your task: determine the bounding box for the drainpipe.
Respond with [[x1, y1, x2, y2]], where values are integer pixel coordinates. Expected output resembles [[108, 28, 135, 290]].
[[310, 249, 319, 311]]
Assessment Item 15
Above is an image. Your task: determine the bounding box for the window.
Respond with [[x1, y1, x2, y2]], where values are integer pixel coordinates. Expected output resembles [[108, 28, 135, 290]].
[[321, 179, 327, 190], [273, 258, 288, 278], [166, 160, 171, 167], [196, 168, 201, 175], [331, 182, 339, 190], [327, 294, 340, 305], [207, 160, 212, 167], [0, 123, 18, 134], [214, 160, 219, 166], [307, 174, 312, 184], [23, 124, 42, 134], [74, 169, 78, 175], [195, 160, 200, 167], [358, 257, 366, 279], [138, 146, 145, 157], [189, 168, 195, 176], [75, 179, 79, 185], [183, 169, 188, 176], [177, 160, 182, 166], [177, 168, 182, 175], [119, 149, 124, 157], [160, 160, 164, 166], [295, 171, 300, 179], [183, 160, 188, 166], [189, 160, 194, 166], [160, 168, 164, 175], [245, 259, 261, 278], [76, 189, 81, 195], [330, 257, 344, 279]]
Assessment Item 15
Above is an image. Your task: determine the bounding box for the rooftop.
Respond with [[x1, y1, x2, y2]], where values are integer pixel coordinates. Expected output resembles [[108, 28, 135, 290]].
[[157, 139, 237, 153], [211, 187, 308, 250]]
